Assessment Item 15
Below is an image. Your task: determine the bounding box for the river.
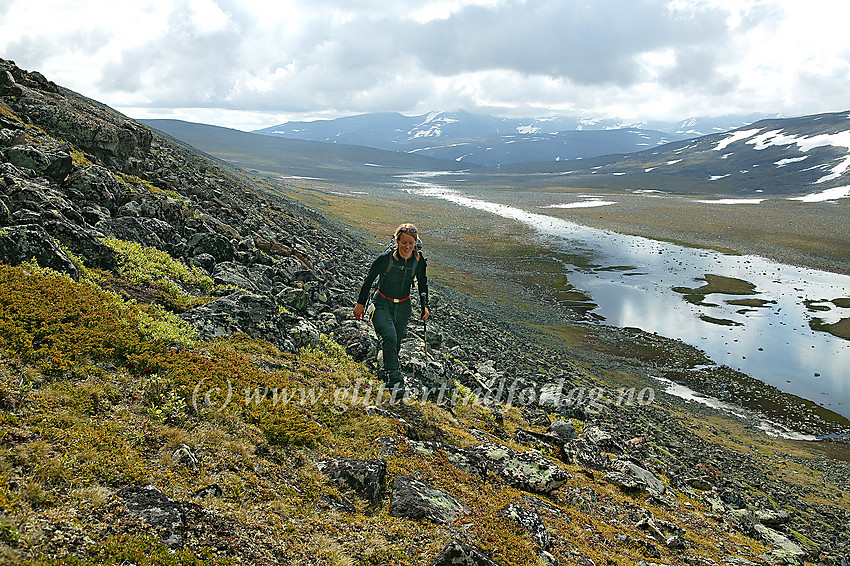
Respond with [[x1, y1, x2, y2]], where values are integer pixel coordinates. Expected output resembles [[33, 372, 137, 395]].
[[400, 173, 850, 419]]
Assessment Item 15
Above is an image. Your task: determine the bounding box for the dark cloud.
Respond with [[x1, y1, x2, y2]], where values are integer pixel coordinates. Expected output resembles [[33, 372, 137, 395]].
[[659, 47, 738, 95]]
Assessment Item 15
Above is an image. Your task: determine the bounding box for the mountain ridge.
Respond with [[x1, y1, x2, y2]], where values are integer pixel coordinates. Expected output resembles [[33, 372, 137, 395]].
[[251, 109, 771, 166], [494, 111, 850, 197]]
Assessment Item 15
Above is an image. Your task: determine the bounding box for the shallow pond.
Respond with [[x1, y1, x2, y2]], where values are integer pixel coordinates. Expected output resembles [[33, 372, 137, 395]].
[[402, 174, 850, 418]]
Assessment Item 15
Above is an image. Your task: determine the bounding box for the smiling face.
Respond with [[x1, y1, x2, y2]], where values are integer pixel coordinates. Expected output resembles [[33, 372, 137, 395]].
[[397, 232, 417, 259]]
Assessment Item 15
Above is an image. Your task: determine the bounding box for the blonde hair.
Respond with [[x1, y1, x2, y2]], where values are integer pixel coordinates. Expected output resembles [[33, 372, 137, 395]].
[[393, 223, 420, 260]]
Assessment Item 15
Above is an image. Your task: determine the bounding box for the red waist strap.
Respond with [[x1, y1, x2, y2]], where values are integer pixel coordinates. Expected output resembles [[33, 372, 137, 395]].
[[377, 289, 410, 303]]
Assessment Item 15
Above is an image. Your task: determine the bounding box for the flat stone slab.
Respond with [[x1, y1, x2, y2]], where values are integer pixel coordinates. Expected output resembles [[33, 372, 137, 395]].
[[118, 484, 186, 550], [317, 457, 387, 505], [472, 443, 572, 494], [389, 475, 468, 525]]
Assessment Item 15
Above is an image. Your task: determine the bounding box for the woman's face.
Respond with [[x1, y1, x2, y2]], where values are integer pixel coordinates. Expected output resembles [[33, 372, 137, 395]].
[[397, 232, 416, 258]]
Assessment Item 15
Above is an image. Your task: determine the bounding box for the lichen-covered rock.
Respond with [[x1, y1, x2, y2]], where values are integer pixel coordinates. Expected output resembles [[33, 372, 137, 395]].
[[43, 218, 117, 269], [317, 457, 387, 505], [187, 232, 235, 263], [607, 458, 666, 498], [431, 540, 504, 566], [472, 442, 572, 494], [388, 475, 468, 525], [288, 318, 321, 350], [117, 484, 186, 550], [562, 438, 610, 471], [754, 524, 807, 565], [172, 443, 199, 469], [98, 216, 182, 254], [499, 503, 551, 550], [63, 164, 129, 211], [6, 145, 51, 174], [212, 261, 258, 292]]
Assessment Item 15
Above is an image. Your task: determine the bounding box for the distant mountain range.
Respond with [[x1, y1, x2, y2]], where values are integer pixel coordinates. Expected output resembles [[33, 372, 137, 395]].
[[252, 110, 772, 166], [143, 110, 850, 199], [498, 111, 850, 197]]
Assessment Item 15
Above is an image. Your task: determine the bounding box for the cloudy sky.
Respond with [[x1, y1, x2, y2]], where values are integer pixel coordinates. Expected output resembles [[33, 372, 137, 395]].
[[2, 0, 849, 131]]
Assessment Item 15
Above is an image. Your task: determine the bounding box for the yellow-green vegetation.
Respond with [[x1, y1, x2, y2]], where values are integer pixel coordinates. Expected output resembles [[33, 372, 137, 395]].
[[0, 262, 815, 565], [101, 237, 218, 311], [68, 148, 94, 168], [115, 173, 181, 200], [0, 103, 22, 122]]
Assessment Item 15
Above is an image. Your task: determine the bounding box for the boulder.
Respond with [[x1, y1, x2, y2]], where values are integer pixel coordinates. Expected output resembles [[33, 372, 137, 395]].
[[212, 261, 258, 292], [99, 216, 182, 254], [471, 442, 572, 494], [179, 290, 289, 349], [499, 503, 551, 550], [0, 223, 78, 279], [317, 457, 387, 505], [606, 458, 666, 498], [562, 438, 610, 471], [388, 475, 468, 525], [63, 165, 128, 211], [42, 218, 117, 269], [288, 318, 321, 350], [547, 420, 578, 443], [6, 145, 51, 174], [187, 232, 234, 263], [754, 524, 807, 565], [431, 540, 504, 566]]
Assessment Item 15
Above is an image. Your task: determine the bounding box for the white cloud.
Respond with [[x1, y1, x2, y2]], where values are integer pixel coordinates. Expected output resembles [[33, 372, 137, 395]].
[[1, 0, 849, 131]]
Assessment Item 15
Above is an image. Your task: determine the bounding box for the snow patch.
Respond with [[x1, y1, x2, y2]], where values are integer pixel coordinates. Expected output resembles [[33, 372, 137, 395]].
[[775, 156, 809, 167], [713, 128, 761, 152], [516, 125, 540, 134], [790, 185, 850, 202], [696, 198, 765, 204], [543, 200, 616, 209]]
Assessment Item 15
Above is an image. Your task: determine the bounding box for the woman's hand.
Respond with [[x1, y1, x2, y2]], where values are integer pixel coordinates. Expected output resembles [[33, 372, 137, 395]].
[[353, 303, 365, 320], [421, 306, 430, 321]]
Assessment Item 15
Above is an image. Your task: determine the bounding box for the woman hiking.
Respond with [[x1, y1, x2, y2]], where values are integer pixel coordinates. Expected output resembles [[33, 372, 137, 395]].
[[353, 223, 430, 390]]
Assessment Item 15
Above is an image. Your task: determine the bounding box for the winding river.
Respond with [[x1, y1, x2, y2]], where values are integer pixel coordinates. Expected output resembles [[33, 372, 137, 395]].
[[401, 174, 850, 419]]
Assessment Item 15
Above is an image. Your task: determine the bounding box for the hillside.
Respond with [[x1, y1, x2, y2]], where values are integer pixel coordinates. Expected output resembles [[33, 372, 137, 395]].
[[2, 58, 850, 566], [494, 112, 850, 198], [140, 119, 473, 184]]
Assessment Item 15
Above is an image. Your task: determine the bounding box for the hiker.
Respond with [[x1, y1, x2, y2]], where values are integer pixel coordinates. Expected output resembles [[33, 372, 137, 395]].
[[353, 223, 430, 389]]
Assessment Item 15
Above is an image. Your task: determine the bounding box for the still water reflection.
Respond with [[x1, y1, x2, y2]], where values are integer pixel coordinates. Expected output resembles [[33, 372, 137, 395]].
[[406, 180, 850, 418]]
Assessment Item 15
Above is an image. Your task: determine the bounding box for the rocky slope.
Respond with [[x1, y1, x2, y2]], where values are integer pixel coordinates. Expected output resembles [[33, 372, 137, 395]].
[[1, 58, 849, 565]]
